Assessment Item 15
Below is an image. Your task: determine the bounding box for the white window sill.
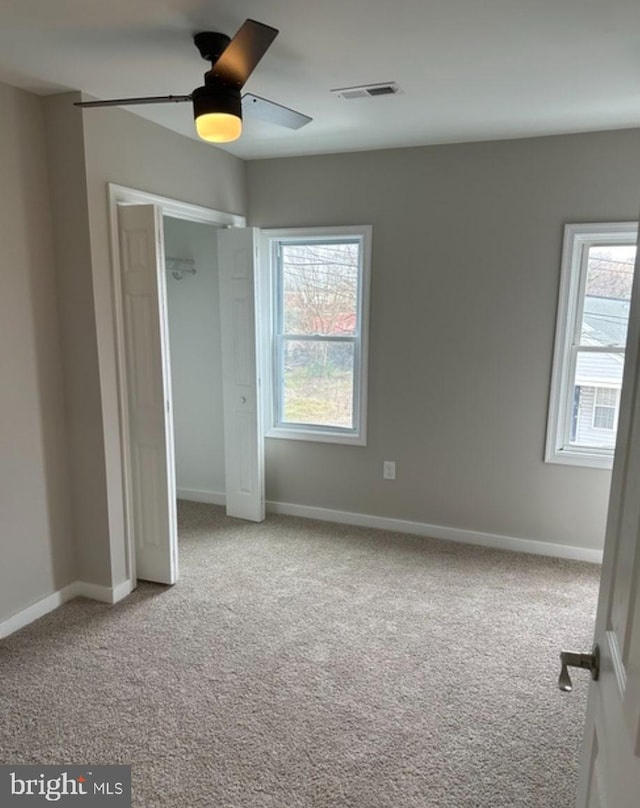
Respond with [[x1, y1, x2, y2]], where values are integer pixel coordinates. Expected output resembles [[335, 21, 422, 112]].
[[545, 447, 614, 470], [265, 426, 366, 446]]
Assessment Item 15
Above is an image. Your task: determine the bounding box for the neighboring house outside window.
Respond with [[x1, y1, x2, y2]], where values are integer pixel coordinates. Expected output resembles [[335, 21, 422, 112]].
[[546, 222, 637, 469], [262, 226, 372, 445]]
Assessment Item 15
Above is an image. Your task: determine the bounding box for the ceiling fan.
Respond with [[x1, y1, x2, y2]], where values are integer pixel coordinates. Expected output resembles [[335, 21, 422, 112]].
[[74, 18, 312, 143]]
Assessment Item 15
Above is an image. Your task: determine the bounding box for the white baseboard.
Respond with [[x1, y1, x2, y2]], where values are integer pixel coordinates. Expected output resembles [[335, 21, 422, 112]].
[[177, 488, 226, 506], [74, 581, 115, 604], [74, 579, 133, 605], [111, 580, 134, 604], [0, 579, 134, 639], [0, 583, 79, 640], [173, 492, 603, 563], [266, 501, 603, 564]]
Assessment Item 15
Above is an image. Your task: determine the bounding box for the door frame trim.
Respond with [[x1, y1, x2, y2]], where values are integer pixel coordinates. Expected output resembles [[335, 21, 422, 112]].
[[108, 183, 246, 586]]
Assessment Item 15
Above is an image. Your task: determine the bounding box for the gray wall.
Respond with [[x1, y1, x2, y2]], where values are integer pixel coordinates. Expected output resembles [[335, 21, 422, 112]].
[[247, 129, 640, 552], [44, 93, 112, 591], [0, 83, 74, 622], [164, 217, 225, 498]]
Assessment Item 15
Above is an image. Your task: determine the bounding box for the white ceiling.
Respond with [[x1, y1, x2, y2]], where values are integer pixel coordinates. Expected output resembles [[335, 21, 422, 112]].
[[1, 0, 639, 160]]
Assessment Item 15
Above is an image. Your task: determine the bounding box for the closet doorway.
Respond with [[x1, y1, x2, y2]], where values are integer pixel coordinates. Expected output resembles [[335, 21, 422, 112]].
[[109, 184, 264, 588]]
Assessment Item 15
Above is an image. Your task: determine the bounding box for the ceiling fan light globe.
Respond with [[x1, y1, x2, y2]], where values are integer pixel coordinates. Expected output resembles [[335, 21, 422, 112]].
[[196, 112, 242, 143]]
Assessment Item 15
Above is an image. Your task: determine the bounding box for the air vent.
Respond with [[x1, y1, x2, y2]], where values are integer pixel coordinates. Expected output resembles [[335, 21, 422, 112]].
[[331, 82, 403, 100]]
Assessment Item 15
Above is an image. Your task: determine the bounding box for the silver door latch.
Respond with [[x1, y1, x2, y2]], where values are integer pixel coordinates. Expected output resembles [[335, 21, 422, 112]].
[[558, 645, 600, 692]]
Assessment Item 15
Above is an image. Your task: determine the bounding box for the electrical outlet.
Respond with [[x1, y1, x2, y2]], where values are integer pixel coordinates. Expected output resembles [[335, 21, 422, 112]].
[[383, 460, 396, 480]]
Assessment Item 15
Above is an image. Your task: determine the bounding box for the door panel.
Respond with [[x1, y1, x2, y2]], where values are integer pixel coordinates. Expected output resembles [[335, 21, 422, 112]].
[[118, 204, 178, 584], [578, 229, 640, 807], [217, 228, 265, 522]]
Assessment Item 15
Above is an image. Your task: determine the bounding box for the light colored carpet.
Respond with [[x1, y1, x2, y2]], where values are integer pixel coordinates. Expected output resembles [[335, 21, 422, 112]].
[[1, 501, 600, 807]]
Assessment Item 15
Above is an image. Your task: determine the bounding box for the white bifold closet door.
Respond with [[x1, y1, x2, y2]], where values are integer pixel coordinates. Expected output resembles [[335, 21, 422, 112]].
[[118, 203, 178, 584], [217, 227, 265, 522]]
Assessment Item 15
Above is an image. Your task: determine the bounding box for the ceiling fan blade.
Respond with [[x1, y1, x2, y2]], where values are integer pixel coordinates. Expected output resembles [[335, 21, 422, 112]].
[[74, 95, 192, 108], [212, 19, 278, 88], [242, 94, 312, 130]]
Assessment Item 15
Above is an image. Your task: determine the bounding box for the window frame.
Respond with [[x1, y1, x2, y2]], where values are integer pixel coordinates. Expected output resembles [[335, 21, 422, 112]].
[[261, 226, 372, 446], [545, 221, 638, 469]]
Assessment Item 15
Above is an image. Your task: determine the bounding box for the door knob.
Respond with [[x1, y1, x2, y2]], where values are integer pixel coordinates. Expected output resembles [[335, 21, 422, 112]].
[[558, 645, 600, 692]]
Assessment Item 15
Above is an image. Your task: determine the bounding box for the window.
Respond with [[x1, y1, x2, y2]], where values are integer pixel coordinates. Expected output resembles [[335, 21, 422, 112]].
[[546, 222, 637, 468], [263, 226, 371, 444], [592, 387, 619, 431]]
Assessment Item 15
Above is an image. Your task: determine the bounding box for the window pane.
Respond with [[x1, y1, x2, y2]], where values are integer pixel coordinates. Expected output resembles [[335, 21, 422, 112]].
[[281, 242, 359, 336], [281, 340, 355, 429], [580, 245, 636, 347], [570, 353, 624, 449]]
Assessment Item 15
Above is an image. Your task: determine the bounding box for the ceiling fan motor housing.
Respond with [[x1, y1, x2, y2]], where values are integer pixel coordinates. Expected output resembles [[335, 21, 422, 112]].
[[192, 83, 242, 122], [193, 32, 231, 65]]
